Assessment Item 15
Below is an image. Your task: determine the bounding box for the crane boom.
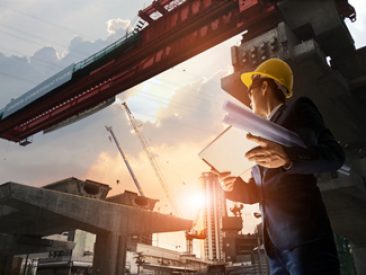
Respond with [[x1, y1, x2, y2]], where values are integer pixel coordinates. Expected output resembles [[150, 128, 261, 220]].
[[105, 125, 145, 196], [121, 102, 178, 214]]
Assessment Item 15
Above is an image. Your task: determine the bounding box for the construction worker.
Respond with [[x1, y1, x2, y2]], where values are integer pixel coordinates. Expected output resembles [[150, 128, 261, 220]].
[[220, 58, 345, 275]]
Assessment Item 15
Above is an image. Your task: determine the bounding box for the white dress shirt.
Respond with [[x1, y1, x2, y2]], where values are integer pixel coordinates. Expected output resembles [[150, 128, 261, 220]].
[[267, 103, 284, 121]]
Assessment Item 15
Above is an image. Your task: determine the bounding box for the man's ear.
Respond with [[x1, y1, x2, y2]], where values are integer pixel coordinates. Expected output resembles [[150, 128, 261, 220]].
[[261, 80, 269, 96]]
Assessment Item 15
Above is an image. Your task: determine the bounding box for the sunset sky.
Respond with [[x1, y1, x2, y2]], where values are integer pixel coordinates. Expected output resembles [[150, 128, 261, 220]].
[[0, 0, 365, 253]]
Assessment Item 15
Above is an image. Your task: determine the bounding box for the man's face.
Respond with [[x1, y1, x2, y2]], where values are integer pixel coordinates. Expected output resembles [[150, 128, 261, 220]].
[[248, 79, 268, 117]]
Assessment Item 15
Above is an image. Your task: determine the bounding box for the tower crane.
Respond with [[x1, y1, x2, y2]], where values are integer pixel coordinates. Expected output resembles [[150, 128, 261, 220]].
[[120, 102, 206, 253], [105, 125, 145, 196], [121, 102, 179, 215]]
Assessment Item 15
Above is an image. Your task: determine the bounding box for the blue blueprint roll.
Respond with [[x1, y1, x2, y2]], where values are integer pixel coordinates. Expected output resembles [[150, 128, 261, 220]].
[[223, 101, 306, 148]]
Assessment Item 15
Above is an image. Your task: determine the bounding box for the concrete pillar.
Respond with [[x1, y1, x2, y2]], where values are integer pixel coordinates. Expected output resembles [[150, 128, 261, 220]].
[[0, 255, 13, 275], [351, 245, 366, 275], [93, 232, 127, 275]]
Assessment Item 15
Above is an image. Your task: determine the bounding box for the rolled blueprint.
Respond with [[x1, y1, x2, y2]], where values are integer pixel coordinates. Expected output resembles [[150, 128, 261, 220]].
[[221, 101, 350, 175], [223, 101, 306, 148]]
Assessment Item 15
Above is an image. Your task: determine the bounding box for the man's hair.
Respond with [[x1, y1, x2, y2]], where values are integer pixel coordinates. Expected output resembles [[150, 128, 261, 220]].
[[266, 78, 286, 102]]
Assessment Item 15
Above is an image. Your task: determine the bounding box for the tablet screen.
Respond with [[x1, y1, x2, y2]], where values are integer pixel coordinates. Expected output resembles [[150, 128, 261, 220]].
[[199, 126, 257, 177]]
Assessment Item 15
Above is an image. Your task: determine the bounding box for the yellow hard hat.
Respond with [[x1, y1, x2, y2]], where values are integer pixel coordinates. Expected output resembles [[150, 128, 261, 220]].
[[240, 58, 294, 98]]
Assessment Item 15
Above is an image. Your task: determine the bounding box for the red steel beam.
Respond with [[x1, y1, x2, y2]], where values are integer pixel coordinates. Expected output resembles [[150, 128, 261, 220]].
[[0, 0, 280, 142]]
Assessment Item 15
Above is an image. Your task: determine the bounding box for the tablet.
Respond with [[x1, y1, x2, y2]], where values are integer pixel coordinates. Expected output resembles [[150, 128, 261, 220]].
[[199, 125, 258, 177]]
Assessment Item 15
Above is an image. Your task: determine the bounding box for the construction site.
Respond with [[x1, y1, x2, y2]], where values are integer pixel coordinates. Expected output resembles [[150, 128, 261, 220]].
[[0, 0, 366, 274]]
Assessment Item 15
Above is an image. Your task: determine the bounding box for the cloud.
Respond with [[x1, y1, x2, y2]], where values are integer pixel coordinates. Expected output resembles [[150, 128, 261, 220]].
[[347, 0, 366, 48], [0, 31, 117, 106], [106, 18, 132, 35], [0, 46, 69, 107], [137, 72, 229, 147]]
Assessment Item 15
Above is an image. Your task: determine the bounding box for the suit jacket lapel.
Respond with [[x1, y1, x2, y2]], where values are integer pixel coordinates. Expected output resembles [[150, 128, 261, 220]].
[[270, 103, 287, 124]]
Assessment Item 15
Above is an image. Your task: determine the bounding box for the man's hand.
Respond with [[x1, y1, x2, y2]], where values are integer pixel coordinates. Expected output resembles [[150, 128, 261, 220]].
[[245, 133, 292, 169], [212, 171, 237, 192]]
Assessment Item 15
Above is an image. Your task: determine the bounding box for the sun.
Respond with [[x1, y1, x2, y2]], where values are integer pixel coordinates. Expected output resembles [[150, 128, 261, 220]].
[[188, 191, 206, 210], [177, 187, 206, 220]]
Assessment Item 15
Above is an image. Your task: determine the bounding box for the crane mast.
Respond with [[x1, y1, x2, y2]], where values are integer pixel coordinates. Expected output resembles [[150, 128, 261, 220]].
[[105, 125, 145, 196], [121, 102, 178, 215]]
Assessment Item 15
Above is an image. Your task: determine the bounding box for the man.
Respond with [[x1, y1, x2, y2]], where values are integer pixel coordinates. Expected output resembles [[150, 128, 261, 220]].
[[220, 58, 345, 274]]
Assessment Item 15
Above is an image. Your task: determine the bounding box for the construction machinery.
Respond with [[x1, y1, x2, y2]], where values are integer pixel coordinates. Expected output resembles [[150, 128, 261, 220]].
[[105, 125, 145, 196], [119, 102, 207, 253], [105, 102, 178, 213], [121, 102, 179, 215], [109, 102, 206, 254]]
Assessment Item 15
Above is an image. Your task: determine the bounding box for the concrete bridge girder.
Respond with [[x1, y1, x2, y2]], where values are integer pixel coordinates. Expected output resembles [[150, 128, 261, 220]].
[[0, 182, 192, 275]]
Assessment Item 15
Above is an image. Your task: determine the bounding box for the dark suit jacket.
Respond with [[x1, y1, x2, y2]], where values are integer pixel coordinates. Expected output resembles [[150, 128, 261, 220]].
[[225, 96, 345, 250]]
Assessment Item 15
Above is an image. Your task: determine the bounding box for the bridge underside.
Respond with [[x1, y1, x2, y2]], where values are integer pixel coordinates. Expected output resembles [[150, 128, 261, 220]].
[[0, 180, 192, 275]]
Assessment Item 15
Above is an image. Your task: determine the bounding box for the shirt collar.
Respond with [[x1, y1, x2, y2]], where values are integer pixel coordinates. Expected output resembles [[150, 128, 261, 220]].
[[267, 103, 284, 121]]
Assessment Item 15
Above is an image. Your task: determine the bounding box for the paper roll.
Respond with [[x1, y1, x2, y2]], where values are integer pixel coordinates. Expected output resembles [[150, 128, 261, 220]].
[[223, 101, 306, 148]]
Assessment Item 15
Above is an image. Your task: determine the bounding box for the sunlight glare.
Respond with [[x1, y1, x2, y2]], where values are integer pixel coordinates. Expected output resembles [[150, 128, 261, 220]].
[[180, 188, 206, 220]]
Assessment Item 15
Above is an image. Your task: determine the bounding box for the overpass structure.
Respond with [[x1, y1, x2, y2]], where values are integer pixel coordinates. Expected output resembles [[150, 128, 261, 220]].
[[0, 179, 192, 275], [0, 0, 281, 143], [1, 0, 366, 273]]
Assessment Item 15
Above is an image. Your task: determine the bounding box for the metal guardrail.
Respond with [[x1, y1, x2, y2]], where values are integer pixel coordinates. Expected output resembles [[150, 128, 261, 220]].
[[73, 1, 189, 72], [73, 32, 140, 72], [1, 64, 74, 119], [0, 32, 140, 121]]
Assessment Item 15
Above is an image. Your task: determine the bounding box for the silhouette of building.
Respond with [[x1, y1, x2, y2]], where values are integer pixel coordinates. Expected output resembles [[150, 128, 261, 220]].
[[200, 172, 226, 262]]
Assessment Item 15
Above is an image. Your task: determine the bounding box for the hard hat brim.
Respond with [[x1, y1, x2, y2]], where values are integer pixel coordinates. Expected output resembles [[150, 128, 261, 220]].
[[240, 71, 293, 98]]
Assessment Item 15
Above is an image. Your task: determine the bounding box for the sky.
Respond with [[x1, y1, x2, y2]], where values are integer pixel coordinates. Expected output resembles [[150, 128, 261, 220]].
[[0, 0, 365, 254]]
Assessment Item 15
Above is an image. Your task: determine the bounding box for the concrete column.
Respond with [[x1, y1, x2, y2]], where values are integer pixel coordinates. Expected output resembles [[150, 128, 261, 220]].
[[351, 245, 366, 275], [0, 255, 13, 275], [93, 232, 127, 275]]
